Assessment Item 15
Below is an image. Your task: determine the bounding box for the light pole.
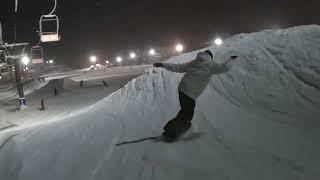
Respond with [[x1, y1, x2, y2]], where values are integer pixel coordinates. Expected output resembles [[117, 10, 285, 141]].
[[175, 44, 184, 53], [130, 52, 136, 59], [15, 59, 25, 108], [90, 56, 97, 64], [21, 56, 30, 66], [116, 56, 122, 66], [214, 38, 223, 46], [16, 55, 30, 109], [105, 60, 110, 68], [149, 49, 155, 56]]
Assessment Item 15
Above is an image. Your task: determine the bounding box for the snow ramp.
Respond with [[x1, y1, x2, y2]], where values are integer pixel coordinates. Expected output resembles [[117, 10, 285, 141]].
[[1, 25, 320, 180]]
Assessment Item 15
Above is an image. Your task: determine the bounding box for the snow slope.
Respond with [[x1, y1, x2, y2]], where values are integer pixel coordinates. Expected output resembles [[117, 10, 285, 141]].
[[0, 72, 143, 129], [0, 65, 148, 129], [1, 25, 320, 180]]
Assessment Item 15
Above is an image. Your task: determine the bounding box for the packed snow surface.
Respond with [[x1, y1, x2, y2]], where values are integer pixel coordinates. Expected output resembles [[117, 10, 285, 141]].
[[1, 25, 320, 180], [0, 65, 149, 129]]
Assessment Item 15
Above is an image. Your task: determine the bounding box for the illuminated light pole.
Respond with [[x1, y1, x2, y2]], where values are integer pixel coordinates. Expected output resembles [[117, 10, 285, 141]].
[[116, 56, 122, 67], [175, 44, 184, 52], [149, 49, 155, 55], [214, 38, 223, 46], [16, 55, 30, 109], [90, 56, 97, 63], [130, 52, 136, 59], [21, 56, 30, 66], [116, 56, 122, 63], [105, 60, 110, 68]]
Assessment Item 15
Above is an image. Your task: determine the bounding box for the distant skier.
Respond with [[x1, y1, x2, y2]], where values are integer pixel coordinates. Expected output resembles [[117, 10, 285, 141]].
[[154, 50, 238, 141], [80, 80, 84, 87], [40, 99, 46, 111], [54, 88, 58, 96]]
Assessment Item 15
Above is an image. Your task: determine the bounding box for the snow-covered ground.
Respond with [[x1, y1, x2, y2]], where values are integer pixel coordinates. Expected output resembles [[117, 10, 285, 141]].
[[0, 65, 150, 129], [0, 80, 49, 130], [0, 25, 320, 180], [0, 75, 141, 128]]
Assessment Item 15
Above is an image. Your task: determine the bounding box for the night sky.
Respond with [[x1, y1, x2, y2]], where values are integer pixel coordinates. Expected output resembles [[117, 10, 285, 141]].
[[1, 0, 319, 68]]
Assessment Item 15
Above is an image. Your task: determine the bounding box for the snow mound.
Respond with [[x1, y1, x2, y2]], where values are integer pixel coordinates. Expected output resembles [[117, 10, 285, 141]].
[[211, 25, 320, 125], [1, 25, 320, 180]]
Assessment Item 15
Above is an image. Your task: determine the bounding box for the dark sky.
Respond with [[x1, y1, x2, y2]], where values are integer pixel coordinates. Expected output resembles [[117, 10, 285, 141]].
[[1, 0, 319, 68]]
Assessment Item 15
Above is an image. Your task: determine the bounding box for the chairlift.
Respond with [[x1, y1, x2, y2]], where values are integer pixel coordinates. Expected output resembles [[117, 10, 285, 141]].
[[31, 46, 44, 64], [39, 15, 60, 42]]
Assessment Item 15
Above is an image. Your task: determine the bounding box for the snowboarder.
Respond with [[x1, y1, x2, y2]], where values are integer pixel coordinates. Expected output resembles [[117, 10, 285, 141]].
[[154, 50, 238, 141]]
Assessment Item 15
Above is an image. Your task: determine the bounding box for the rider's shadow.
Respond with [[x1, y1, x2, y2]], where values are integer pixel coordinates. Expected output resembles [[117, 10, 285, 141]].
[[116, 132, 204, 146]]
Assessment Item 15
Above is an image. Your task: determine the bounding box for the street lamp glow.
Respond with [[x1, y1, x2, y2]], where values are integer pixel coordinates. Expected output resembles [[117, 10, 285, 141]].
[[21, 56, 30, 65], [106, 60, 110, 64], [149, 49, 155, 55], [175, 44, 184, 52], [130, 52, 136, 59], [116, 57, 122, 63], [214, 38, 223, 46], [90, 56, 97, 63]]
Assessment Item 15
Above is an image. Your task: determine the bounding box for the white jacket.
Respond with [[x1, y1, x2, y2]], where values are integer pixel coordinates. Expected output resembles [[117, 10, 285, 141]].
[[163, 52, 235, 100]]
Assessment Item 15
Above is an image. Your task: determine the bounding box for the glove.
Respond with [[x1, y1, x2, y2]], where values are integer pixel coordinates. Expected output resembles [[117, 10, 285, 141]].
[[153, 63, 163, 67], [230, 56, 238, 60]]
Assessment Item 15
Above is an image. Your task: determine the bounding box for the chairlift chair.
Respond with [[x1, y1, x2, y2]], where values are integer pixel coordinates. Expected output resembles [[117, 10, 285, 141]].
[[39, 14, 60, 42], [31, 46, 44, 64]]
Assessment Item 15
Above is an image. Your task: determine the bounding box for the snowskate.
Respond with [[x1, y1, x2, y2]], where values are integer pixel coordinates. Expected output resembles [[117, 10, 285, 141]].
[[162, 119, 191, 142]]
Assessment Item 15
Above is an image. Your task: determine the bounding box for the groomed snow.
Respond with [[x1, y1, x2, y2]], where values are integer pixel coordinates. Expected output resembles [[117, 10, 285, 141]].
[[0, 65, 149, 129], [1, 25, 320, 180]]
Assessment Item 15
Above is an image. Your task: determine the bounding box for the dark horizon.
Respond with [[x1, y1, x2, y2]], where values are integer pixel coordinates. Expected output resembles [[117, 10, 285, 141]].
[[1, 0, 319, 68]]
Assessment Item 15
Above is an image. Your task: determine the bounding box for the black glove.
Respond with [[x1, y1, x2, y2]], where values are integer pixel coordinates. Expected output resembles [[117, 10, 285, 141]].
[[153, 63, 163, 67], [230, 56, 238, 60]]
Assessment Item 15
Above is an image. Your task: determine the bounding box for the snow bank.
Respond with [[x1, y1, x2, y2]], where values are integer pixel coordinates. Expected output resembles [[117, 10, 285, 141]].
[[1, 25, 320, 180]]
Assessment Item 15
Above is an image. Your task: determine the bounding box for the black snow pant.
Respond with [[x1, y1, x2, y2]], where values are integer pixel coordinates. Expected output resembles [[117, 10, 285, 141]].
[[176, 91, 196, 123], [163, 91, 196, 133]]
